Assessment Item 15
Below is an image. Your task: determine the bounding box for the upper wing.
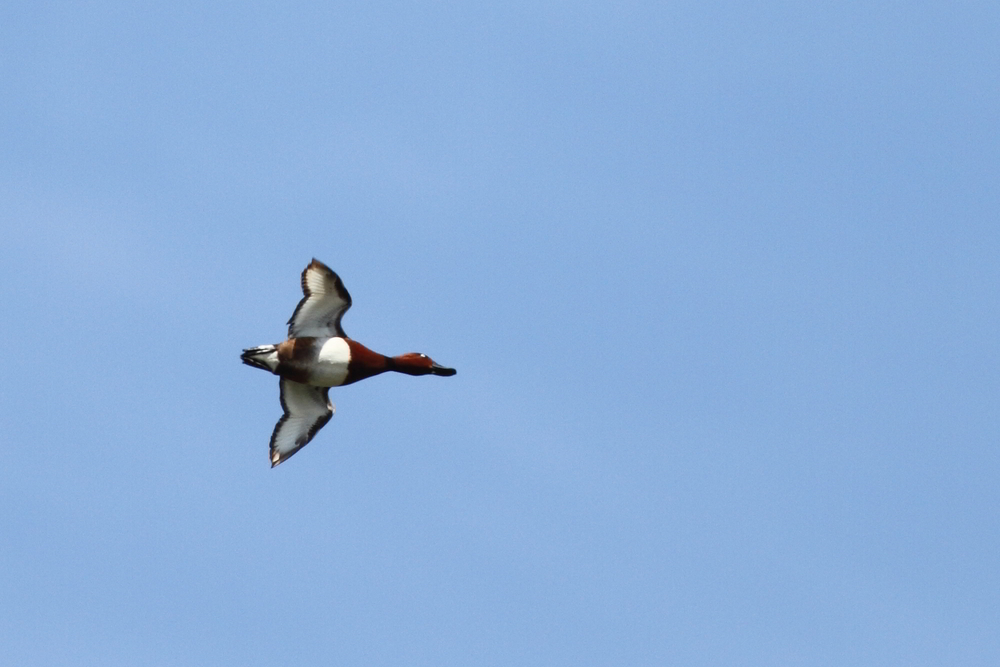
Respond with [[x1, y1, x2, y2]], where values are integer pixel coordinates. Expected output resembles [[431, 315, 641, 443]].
[[269, 377, 334, 467], [287, 259, 352, 339]]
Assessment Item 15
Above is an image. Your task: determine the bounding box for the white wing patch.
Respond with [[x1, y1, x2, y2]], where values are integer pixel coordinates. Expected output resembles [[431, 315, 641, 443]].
[[287, 259, 352, 339], [269, 378, 334, 467], [313, 337, 351, 386]]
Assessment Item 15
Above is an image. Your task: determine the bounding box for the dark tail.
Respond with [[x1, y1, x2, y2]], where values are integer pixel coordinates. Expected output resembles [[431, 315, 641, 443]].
[[241, 345, 278, 372]]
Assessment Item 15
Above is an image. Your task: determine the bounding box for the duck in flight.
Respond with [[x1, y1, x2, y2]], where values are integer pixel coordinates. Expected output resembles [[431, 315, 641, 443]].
[[241, 259, 456, 467]]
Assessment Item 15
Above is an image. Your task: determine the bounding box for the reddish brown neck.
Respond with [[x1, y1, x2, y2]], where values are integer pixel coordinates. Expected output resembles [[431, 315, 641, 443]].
[[343, 339, 392, 385]]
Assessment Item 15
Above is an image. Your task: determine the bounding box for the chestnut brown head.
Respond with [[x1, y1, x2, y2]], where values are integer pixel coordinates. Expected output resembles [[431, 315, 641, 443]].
[[391, 352, 457, 377]]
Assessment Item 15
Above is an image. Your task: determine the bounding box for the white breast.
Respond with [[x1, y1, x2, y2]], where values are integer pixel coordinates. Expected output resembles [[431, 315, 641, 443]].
[[312, 337, 351, 387]]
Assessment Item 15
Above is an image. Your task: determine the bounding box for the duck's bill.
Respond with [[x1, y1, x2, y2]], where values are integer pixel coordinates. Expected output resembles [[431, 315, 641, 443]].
[[430, 363, 457, 376]]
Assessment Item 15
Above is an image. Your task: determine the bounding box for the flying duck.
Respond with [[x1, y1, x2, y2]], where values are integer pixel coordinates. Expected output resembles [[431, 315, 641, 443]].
[[241, 259, 456, 467]]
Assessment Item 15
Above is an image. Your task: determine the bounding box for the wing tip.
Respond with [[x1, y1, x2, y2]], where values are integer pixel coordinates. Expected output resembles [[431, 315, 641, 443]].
[[268, 439, 297, 468], [305, 258, 332, 277]]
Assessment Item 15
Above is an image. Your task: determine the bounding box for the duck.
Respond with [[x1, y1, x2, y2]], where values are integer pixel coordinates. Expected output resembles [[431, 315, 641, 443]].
[[242, 259, 456, 467]]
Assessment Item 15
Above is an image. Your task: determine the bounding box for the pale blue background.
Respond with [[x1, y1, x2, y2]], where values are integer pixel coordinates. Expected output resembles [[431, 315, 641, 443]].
[[2, 2, 998, 665]]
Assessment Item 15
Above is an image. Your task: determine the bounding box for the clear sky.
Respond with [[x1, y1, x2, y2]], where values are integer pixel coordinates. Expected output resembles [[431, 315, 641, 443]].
[[1, 2, 998, 665]]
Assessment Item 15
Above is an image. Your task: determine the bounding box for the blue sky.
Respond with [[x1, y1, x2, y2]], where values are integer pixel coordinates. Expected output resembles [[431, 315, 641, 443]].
[[1, 2, 998, 665]]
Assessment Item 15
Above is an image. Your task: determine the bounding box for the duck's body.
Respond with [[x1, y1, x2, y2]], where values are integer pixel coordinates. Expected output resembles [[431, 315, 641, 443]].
[[241, 259, 455, 467]]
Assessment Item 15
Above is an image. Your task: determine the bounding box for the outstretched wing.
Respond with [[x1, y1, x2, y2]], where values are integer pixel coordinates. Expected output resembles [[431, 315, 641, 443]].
[[269, 377, 334, 467], [287, 259, 352, 339]]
